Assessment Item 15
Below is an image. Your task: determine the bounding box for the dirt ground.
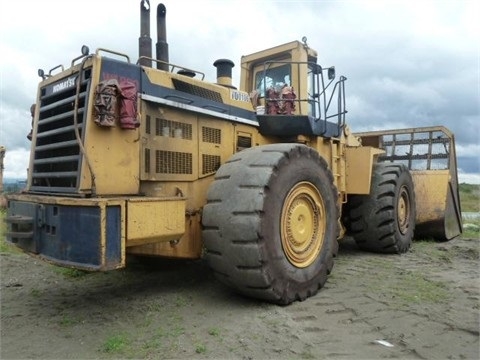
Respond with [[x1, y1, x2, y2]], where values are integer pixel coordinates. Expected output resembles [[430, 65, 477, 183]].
[[1, 236, 479, 360]]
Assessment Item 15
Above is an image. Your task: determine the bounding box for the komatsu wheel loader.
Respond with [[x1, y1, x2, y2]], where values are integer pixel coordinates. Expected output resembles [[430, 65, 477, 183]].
[[6, 1, 462, 304]]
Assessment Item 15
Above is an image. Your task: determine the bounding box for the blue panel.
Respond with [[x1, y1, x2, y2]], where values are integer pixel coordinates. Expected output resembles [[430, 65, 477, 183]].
[[105, 206, 121, 266], [7, 200, 123, 270], [40, 206, 101, 266]]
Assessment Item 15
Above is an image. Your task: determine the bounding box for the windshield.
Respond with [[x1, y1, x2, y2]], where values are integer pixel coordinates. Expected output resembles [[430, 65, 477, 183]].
[[255, 64, 291, 97]]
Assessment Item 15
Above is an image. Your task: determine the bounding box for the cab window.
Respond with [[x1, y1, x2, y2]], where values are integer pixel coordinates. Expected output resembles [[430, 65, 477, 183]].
[[254, 64, 291, 97]]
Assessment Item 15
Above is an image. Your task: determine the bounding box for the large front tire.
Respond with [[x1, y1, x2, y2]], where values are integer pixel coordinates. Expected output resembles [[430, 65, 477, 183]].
[[202, 144, 338, 305], [345, 163, 416, 254]]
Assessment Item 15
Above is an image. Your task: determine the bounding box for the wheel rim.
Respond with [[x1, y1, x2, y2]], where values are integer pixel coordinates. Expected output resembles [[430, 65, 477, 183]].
[[281, 182, 326, 268], [397, 185, 411, 235]]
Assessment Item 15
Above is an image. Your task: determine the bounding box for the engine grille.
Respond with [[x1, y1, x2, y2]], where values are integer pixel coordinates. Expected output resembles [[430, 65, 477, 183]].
[[156, 150, 193, 174], [30, 71, 91, 193], [202, 154, 221, 175]]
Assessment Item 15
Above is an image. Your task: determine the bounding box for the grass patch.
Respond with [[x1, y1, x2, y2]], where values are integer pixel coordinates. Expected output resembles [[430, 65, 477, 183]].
[[195, 343, 207, 354], [158, 324, 185, 338], [371, 270, 449, 306], [208, 327, 220, 336], [174, 294, 191, 308], [300, 350, 316, 359], [394, 272, 448, 304], [460, 183, 480, 212], [462, 217, 480, 239], [102, 334, 130, 353], [59, 314, 79, 327], [52, 266, 90, 278], [411, 240, 454, 263]]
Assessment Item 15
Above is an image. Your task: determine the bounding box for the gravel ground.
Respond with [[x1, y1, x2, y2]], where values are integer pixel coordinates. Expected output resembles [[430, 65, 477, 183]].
[[1, 236, 479, 360]]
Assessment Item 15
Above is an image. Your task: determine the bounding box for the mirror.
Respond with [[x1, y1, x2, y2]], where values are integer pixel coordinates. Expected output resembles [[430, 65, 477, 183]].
[[328, 67, 335, 80]]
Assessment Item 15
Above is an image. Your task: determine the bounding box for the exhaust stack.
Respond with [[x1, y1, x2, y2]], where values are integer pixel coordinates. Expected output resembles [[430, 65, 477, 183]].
[[156, 3, 169, 71], [138, 0, 152, 67], [213, 59, 235, 88]]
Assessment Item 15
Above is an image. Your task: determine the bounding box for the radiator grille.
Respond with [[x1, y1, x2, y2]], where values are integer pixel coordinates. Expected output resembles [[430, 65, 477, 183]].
[[156, 118, 192, 139], [156, 151, 192, 174], [237, 136, 252, 151], [145, 115, 151, 134], [144, 148, 150, 173], [172, 79, 223, 103], [31, 71, 91, 193], [202, 127, 221, 144], [202, 154, 221, 175]]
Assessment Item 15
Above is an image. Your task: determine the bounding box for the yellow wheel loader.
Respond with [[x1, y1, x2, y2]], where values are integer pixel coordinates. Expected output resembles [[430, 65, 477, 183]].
[[6, 1, 462, 305]]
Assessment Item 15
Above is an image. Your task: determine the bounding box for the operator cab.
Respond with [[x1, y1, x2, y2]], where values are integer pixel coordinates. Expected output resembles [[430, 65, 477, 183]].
[[240, 40, 346, 138]]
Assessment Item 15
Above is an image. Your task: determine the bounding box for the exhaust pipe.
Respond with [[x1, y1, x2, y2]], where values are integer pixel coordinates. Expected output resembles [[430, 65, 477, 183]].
[[138, 0, 152, 67], [156, 3, 169, 71], [213, 59, 235, 88]]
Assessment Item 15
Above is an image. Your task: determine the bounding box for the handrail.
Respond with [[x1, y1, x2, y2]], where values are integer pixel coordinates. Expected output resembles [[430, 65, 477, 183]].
[[136, 56, 206, 80], [95, 48, 130, 63], [48, 64, 65, 76]]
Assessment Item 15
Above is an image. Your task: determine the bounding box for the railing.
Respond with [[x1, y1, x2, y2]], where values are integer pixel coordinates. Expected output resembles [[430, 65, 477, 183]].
[[354, 126, 455, 171]]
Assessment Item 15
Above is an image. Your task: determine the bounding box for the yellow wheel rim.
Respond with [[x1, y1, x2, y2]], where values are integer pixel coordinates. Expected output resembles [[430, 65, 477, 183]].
[[397, 185, 411, 235], [281, 182, 326, 268]]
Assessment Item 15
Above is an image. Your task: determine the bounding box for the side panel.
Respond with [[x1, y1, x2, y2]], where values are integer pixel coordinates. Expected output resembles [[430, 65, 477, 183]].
[[345, 146, 385, 194], [127, 213, 202, 260], [126, 198, 186, 247]]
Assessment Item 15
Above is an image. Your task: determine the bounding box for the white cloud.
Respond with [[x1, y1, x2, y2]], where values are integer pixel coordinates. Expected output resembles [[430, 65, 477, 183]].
[[458, 169, 480, 185], [456, 143, 480, 158], [0, 0, 478, 181], [3, 148, 29, 179]]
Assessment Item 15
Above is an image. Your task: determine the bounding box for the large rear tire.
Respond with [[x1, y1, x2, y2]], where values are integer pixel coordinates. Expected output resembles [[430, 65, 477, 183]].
[[345, 163, 416, 254], [202, 144, 338, 305]]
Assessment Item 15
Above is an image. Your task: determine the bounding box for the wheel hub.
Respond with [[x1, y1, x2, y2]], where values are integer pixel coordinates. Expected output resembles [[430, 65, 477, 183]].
[[281, 182, 326, 268], [397, 185, 411, 235]]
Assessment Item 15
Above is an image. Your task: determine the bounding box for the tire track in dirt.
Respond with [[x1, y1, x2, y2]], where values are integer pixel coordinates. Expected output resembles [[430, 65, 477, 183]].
[[272, 237, 479, 359], [1, 237, 478, 359]]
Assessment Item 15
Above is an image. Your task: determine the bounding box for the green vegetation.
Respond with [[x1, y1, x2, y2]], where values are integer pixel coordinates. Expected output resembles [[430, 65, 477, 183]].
[[59, 314, 79, 327], [51, 266, 90, 278], [462, 218, 480, 239], [457, 184, 479, 238], [412, 240, 454, 263], [459, 183, 480, 212], [30, 288, 41, 297], [195, 343, 207, 354], [300, 350, 316, 359], [102, 334, 130, 353], [208, 328, 220, 336], [369, 268, 449, 307]]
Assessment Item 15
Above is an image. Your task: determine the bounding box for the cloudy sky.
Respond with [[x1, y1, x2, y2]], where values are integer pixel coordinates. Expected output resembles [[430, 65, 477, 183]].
[[0, 0, 478, 183]]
